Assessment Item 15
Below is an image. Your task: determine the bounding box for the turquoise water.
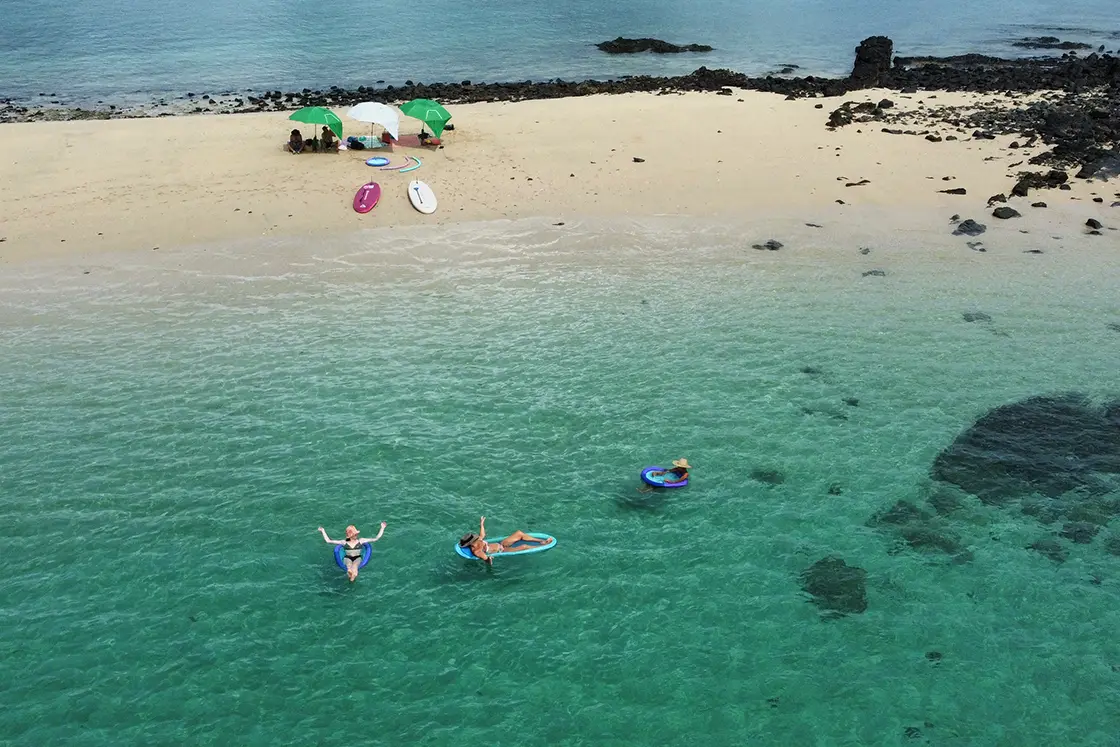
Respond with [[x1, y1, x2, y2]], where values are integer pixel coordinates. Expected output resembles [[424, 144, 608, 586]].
[[1, 218, 1119, 744], [2, 0, 1119, 104]]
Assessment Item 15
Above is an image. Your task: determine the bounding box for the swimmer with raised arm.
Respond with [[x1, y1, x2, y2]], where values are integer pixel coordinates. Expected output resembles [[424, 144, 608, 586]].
[[459, 516, 552, 565], [319, 522, 386, 582]]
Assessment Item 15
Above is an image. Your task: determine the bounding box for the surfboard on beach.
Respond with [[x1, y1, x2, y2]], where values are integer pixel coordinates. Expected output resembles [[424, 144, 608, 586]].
[[408, 180, 437, 214], [353, 182, 381, 213]]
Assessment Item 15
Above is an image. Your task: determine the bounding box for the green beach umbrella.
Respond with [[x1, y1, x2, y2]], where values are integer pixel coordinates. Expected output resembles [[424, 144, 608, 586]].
[[399, 98, 452, 137], [288, 106, 344, 140]]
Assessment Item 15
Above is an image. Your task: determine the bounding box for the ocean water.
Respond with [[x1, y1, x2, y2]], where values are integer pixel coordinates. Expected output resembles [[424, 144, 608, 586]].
[[1, 0, 1118, 105], [1, 218, 1119, 745]]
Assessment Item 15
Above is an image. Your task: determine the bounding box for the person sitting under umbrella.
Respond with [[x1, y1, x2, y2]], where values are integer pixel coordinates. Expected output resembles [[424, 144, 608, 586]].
[[286, 128, 306, 154], [319, 126, 338, 152], [417, 129, 442, 147]]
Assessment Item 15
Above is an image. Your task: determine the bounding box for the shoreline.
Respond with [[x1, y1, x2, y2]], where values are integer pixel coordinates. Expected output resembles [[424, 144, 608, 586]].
[[0, 86, 1116, 267], [5, 36, 1114, 183]]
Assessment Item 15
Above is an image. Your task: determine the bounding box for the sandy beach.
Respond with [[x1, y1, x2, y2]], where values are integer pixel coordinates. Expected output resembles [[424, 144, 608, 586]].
[[2, 88, 1115, 265]]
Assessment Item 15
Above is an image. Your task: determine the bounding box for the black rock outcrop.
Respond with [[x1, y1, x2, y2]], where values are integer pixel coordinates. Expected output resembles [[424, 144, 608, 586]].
[[596, 38, 713, 54]]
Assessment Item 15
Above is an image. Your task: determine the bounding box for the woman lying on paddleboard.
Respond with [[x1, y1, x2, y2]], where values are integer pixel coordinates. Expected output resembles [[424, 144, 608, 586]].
[[459, 516, 553, 565], [319, 522, 386, 582]]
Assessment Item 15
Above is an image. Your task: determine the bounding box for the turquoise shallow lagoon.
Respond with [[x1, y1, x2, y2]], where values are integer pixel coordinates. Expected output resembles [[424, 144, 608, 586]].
[[1, 218, 1118, 745], [3, 0, 1119, 104]]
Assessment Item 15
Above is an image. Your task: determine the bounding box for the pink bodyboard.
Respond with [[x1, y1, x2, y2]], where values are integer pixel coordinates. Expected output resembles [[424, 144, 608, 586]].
[[353, 182, 381, 213]]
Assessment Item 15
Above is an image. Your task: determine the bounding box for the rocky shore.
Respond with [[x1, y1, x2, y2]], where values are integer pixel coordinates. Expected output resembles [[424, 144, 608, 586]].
[[3, 35, 1117, 182]]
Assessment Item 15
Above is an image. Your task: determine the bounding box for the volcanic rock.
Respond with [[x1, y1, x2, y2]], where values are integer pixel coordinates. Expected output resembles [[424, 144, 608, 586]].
[[1011, 37, 1092, 51], [850, 36, 893, 86], [952, 219, 987, 236], [597, 38, 713, 54]]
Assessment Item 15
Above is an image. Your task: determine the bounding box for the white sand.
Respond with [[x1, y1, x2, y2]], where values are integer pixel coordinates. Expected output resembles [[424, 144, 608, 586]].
[[0, 88, 1116, 264]]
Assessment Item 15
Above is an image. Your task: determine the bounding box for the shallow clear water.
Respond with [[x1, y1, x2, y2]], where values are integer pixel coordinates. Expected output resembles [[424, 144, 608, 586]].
[[1, 218, 1119, 744], [1, 0, 1118, 104]]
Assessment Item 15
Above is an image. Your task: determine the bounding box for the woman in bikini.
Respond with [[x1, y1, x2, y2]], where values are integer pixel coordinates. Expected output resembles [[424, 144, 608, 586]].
[[318, 522, 386, 582], [459, 516, 552, 565]]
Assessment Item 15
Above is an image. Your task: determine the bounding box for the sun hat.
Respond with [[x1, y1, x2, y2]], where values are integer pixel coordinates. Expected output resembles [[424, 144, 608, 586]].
[[345, 525, 359, 538], [672, 458, 691, 469], [459, 533, 479, 547]]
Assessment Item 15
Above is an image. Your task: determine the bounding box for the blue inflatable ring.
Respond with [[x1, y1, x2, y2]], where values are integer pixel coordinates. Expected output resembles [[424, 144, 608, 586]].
[[641, 466, 688, 488], [334, 543, 372, 570]]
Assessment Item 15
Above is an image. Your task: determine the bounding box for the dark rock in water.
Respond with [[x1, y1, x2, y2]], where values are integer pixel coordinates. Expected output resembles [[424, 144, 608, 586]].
[[904, 726, 923, 740], [867, 500, 930, 527], [800, 366, 823, 376], [925, 651, 943, 663], [962, 311, 992, 323], [1011, 37, 1092, 51], [939, 187, 966, 194], [597, 37, 713, 54], [1108, 323, 1120, 333], [993, 206, 1021, 219], [828, 483, 844, 495], [843, 397, 860, 407], [1066, 498, 1120, 525], [862, 269, 886, 277], [952, 219, 987, 236], [1031, 201, 1048, 207], [750, 468, 786, 485], [927, 489, 965, 516], [1028, 538, 1067, 563], [1059, 521, 1100, 544], [800, 556, 868, 616], [1020, 498, 1062, 525], [1086, 218, 1103, 229], [850, 36, 893, 86], [752, 239, 783, 251], [931, 393, 1120, 504], [901, 525, 964, 554]]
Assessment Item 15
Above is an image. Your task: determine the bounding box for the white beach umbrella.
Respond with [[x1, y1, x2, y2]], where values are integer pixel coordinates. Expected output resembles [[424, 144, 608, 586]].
[[347, 102, 401, 142]]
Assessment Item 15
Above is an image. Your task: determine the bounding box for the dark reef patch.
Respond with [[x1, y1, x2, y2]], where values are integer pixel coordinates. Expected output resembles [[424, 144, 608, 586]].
[[931, 393, 1120, 506], [800, 556, 868, 617]]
